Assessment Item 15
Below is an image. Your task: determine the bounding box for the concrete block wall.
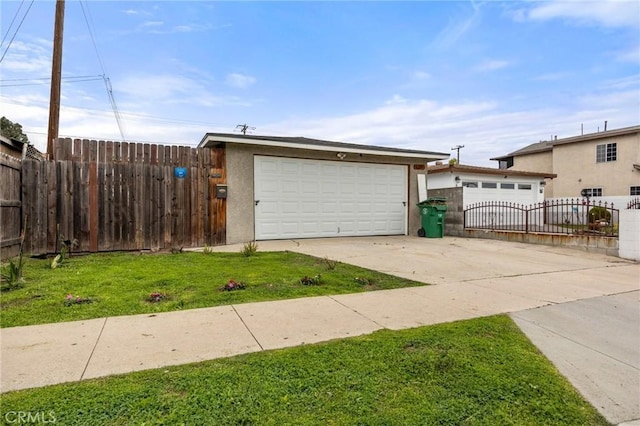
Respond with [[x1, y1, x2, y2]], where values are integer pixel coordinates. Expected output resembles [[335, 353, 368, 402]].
[[426, 187, 464, 237], [619, 209, 640, 261]]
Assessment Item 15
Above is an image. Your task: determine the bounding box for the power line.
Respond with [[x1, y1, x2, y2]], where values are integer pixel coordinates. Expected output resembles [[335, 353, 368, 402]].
[[79, 0, 126, 142], [1, 0, 26, 49], [0, 96, 229, 129], [0, 0, 35, 64]]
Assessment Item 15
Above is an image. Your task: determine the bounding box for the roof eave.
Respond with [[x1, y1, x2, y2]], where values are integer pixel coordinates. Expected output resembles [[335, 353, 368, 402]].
[[199, 134, 450, 162]]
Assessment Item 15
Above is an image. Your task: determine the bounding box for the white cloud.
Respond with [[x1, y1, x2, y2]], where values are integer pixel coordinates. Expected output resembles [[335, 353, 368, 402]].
[[473, 60, 511, 72], [259, 89, 639, 167], [225, 73, 256, 89], [521, 0, 640, 28], [0, 40, 51, 74]]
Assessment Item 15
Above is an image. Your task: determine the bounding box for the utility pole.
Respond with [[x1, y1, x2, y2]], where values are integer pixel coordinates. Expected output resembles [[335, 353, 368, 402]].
[[47, 0, 65, 160], [451, 144, 464, 164]]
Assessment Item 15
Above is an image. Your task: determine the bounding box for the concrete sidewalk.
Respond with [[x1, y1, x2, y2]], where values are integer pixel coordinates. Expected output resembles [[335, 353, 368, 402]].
[[1, 237, 638, 423]]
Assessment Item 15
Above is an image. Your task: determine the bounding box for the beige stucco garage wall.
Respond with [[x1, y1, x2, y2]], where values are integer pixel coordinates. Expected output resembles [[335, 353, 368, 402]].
[[225, 143, 430, 244]]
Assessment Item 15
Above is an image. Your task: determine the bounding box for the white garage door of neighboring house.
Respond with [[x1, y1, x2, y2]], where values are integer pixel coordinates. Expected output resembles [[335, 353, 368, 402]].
[[254, 156, 408, 240]]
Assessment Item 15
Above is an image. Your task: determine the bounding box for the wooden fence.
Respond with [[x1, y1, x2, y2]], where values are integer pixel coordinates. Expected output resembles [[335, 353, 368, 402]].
[[19, 138, 226, 256], [1, 153, 22, 259]]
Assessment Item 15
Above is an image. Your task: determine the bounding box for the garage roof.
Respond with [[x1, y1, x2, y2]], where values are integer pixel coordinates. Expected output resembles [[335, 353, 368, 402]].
[[199, 133, 449, 161], [428, 163, 556, 179]]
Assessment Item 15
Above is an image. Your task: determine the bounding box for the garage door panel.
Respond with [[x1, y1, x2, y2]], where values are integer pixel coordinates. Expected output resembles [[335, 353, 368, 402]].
[[254, 156, 407, 240]]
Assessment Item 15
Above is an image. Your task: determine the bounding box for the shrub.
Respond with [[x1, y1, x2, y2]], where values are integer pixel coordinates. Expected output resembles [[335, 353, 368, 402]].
[[588, 206, 611, 223], [1, 258, 24, 292], [321, 257, 338, 271], [300, 275, 322, 286], [240, 241, 258, 257]]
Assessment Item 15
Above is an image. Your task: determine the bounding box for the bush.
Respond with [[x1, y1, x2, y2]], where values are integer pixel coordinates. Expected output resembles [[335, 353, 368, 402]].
[[240, 241, 258, 257], [588, 206, 611, 223]]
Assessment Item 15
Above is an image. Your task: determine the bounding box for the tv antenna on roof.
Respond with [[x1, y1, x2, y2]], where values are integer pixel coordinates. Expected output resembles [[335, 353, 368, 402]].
[[451, 145, 465, 164], [235, 124, 255, 135]]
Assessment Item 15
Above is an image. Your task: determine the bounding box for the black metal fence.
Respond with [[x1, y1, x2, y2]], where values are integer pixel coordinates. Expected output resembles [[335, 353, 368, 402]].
[[627, 198, 640, 209], [464, 199, 619, 237]]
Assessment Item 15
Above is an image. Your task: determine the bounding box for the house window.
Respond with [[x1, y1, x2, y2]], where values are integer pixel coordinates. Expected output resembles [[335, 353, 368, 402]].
[[583, 188, 603, 197], [518, 184, 532, 190], [596, 143, 617, 163], [462, 181, 478, 188], [482, 182, 497, 189], [631, 186, 640, 196], [501, 183, 515, 189]]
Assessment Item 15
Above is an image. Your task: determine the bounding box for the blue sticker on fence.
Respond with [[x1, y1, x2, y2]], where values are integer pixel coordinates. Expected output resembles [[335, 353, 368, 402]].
[[174, 167, 187, 179]]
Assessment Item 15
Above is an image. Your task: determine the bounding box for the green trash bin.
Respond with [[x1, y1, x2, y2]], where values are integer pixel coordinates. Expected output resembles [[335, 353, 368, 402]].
[[417, 197, 447, 238]]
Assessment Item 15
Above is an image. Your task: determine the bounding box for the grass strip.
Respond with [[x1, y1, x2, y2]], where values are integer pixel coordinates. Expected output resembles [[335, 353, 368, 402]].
[[1, 251, 423, 328], [0, 315, 608, 425]]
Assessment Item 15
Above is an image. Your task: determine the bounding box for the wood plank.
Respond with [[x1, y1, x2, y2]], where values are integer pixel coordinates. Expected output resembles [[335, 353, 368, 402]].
[[143, 144, 150, 164], [143, 163, 152, 249], [149, 165, 159, 250], [121, 142, 129, 163], [46, 161, 57, 253], [89, 162, 98, 252], [113, 141, 121, 162], [97, 141, 106, 164], [105, 141, 114, 163], [150, 144, 158, 166], [127, 163, 136, 250], [73, 139, 82, 162], [81, 139, 90, 163], [89, 140, 98, 163], [104, 162, 115, 251], [129, 143, 136, 164], [36, 161, 48, 253], [60, 138, 73, 162], [98, 163, 106, 251], [135, 163, 144, 249], [164, 165, 173, 248], [79, 162, 90, 252], [113, 163, 123, 250], [157, 165, 166, 250], [0, 154, 22, 170]]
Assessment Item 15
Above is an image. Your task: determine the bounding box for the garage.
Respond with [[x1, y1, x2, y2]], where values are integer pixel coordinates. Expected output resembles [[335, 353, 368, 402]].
[[254, 156, 407, 240], [197, 133, 449, 244]]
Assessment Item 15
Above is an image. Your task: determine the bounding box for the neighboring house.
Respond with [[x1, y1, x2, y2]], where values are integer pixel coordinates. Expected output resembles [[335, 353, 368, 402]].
[[198, 133, 449, 243], [427, 163, 555, 208], [491, 125, 640, 200], [0, 134, 45, 160], [0, 134, 25, 159]]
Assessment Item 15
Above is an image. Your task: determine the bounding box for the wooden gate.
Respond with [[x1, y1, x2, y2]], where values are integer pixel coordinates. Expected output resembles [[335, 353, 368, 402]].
[[0, 153, 22, 259], [21, 138, 226, 256]]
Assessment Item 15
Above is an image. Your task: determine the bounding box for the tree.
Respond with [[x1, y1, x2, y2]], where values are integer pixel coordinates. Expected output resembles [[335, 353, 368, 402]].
[[0, 117, 29, 144]]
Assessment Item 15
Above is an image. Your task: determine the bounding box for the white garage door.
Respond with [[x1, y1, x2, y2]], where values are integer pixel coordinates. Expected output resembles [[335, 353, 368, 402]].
[[254, 156, 407, 240]]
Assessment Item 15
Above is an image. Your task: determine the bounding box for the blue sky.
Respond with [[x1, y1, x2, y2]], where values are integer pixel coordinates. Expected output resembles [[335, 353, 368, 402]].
[[1, 0, 638, 166]]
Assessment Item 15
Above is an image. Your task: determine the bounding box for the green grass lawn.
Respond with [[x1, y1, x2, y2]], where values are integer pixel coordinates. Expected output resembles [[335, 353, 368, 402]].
[[0, 251, 424, 328], [0, 315, 608, 425]]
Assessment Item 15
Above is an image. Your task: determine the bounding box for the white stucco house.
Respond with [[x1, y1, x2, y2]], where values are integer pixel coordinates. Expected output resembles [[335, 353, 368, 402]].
[[427, 163, 556, 208]]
